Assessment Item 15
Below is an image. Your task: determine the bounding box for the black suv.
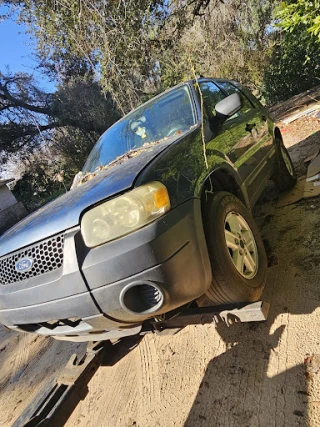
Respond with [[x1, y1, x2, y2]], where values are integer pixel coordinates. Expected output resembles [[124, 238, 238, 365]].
[[0, 78, 296, 341]]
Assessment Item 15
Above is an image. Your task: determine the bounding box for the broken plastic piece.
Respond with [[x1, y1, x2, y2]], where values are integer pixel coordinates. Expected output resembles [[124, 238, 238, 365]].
[[304, 150, 319, 164], [307, 154, 320, 179]]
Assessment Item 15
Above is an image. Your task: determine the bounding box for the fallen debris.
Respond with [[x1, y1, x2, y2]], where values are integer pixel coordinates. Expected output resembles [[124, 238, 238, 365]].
[[306, 174, 319, 182], [276, 178, 305, 207], [303, 179, 320, 198], [281, 104, 320, 125], [304, 353, 320, 383], [269, 86, 320, 121], [307, 153, 320, 179], [304, 150, 320, 164], [70, 137, 173, 190], [277, 177, 320, 207], [277, 154, 320, 207]]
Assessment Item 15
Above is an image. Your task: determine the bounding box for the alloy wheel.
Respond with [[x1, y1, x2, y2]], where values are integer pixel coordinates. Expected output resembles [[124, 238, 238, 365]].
[[224, 212, 258, 279]]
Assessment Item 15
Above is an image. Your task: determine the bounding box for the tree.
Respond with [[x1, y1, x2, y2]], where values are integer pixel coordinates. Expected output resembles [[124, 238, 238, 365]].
[[12, 149, 66, 211], [0, 1, 284, 168], [263, 1, 320, 103], [0, 70, 121, 209], [4, 0, 170, 113], [277, 0, 320, 41], [158, 0, 279, 94], [0, 71, 120, 161], [3, 0, 313, 209], [264, 24, 320, 103], [2, 1, 279, 112]]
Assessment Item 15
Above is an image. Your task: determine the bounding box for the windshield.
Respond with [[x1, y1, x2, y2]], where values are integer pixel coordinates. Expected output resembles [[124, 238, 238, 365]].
[[82, 85, 196, 174]]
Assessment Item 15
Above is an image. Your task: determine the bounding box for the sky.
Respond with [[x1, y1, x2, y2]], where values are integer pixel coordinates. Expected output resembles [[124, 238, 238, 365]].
[[0, 7, 55, 178], [0, 8, 55, 91]]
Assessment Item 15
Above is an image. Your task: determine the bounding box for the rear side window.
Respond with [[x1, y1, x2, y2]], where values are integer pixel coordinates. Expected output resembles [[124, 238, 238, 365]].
[[216, 81, 254, 115]]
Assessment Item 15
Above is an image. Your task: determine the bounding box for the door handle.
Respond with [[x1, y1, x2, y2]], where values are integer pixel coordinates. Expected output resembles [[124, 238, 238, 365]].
[[245, 122, 256, 132]]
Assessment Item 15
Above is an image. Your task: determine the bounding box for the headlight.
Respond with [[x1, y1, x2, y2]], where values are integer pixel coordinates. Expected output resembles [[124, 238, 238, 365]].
[[81, 182, 171, 247]]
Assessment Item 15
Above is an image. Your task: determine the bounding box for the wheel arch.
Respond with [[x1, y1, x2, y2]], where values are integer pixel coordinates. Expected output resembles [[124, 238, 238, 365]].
[[274, 126, 283, 143], [200, 166, 250, 223]]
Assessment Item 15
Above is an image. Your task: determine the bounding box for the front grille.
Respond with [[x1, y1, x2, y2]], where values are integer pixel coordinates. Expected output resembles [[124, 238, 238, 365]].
[[0, 234, 65, 285]]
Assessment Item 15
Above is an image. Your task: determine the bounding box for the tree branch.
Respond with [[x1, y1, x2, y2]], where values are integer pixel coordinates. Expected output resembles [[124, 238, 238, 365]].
[[0, 81, 52, 115]]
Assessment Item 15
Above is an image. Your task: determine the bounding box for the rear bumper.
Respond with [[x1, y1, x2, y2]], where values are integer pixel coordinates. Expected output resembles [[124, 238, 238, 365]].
[[0, 199, 212, 340]]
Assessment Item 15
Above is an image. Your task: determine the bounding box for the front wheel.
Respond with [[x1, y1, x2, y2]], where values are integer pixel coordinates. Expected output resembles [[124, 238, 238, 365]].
[[204, 192, 267, 304], [272, 139, 297, 191]]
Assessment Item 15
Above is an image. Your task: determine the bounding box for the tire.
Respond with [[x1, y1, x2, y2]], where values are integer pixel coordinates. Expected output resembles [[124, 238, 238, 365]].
[[204, 192, 267, 304], [272, 139, 297, 191]]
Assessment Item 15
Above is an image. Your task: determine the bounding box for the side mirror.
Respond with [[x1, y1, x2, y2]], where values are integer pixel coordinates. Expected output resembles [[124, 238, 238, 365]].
[[215, 93, 242, 119]]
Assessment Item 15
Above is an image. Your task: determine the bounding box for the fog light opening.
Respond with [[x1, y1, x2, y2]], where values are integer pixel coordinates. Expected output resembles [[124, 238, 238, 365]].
[[121, 282, 164, 315]]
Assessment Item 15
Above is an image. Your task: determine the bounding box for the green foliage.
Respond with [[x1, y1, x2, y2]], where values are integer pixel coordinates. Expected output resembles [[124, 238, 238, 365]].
[[264, 25, 320, 103], [9, 0, 170, 113], [12, 155, 67, 211], [0, 71, 120, 209], [264, 1, 320, 103], [2, 0, 320, 210], [11, 126, 97, 211], [277, 0, 320, 41], [3, 0, 280, 112], [158, 0, 280, 96], [0, 72, 120, 157], [52, 127, 99, 175]]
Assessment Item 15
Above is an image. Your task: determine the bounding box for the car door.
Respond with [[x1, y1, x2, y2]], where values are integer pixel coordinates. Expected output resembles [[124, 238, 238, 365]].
[[214, 80, 271, 203], [198, 80, 237, 159]]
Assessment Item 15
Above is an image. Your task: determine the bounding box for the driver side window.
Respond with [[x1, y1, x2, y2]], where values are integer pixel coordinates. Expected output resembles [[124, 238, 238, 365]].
[[199, 81, 227, 142], [199, 81, 225, 119], [216, 81, 253, 115]]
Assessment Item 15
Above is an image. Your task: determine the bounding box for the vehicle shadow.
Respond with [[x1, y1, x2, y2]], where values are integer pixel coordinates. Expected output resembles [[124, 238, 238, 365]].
[[184, 130, 320, 426], [102, 334, 144, 366], [286, 130, 320, 178], [184, 245, 319, 427], [184, 320, 309, 427]]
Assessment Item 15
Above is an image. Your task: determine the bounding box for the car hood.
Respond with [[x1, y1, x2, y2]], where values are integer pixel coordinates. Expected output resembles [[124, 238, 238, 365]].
[[0, 143, 170, 257]]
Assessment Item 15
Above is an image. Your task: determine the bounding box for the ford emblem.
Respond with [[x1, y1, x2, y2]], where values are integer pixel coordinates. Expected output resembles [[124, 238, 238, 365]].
[[15, 258, 34, 273]]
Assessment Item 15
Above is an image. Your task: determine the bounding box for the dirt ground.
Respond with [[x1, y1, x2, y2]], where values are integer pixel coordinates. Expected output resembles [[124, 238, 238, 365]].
[[0, 95, 320, 427]]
